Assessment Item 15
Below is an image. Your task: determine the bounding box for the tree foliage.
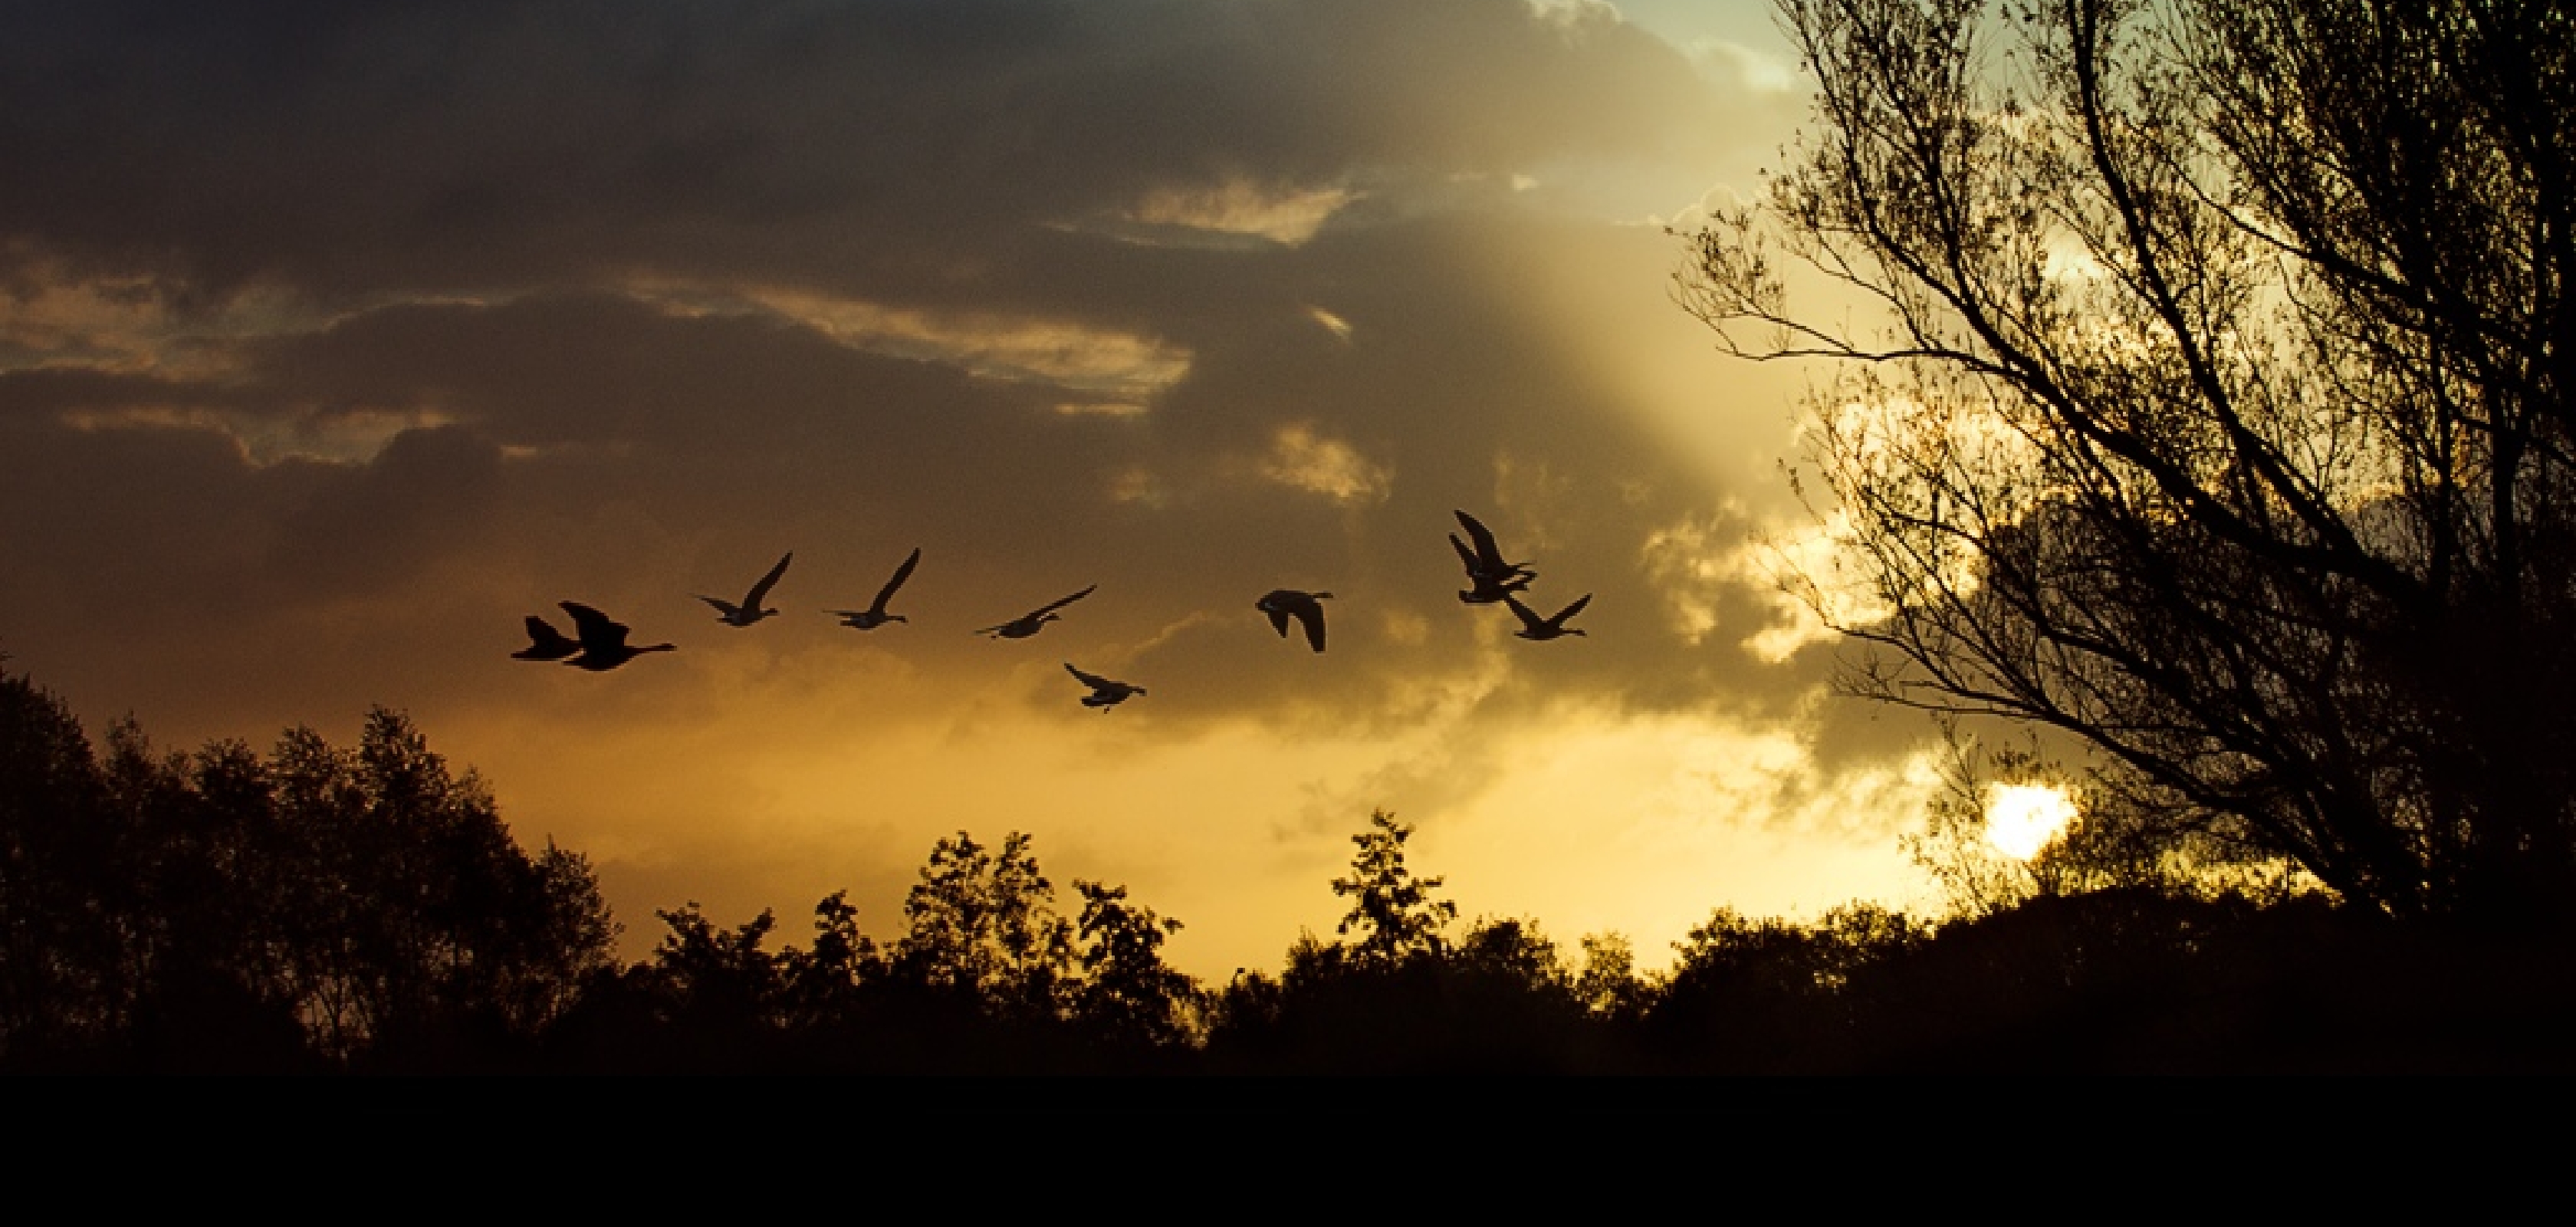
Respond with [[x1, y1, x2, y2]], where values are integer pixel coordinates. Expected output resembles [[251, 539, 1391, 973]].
[[895, 831, 1078, 1018], [1682, 0, 2576, 922], [1072, 880, 1199, 1048], [1329, 809, 1459, 964], [0, 666, 616, 1069], [10, 658, 2568, 1071]]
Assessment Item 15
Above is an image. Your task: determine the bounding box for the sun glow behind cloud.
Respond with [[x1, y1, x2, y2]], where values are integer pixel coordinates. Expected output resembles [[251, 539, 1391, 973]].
[[1260, 423, 1392, 505], [1126, 179, 1355, 245], [1985, 783, 2078, 860], [1720, 510, 1894, 663]]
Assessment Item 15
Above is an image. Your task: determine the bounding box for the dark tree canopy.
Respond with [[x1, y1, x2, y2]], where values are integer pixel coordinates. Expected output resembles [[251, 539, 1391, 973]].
[[1682, 0, 2576, 923], [12, 655, 2575, 1072], [0, 666, 616, 1070]]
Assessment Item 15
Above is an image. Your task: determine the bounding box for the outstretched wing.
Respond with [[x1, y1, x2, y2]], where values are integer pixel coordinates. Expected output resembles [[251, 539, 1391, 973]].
[[1293, 603, 1326, 653], [871, 547, 922, 612], [1455, 510, 1507, 569], [1500, 594, 1546, 634], [1065, 662, 1116, 689], [560, 601, 633, 650], [1264, 604, 1292, 638], [741, 551, 794, 607], [1448, 534, 1483, 575], [517, 615, 581, 659], [1551, 594, 1593, 624], [1028, 584, 1097, 618]]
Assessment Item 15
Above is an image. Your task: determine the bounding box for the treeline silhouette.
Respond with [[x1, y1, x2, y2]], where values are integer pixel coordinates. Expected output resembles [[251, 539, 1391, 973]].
[[6, 665, 2572, 1074]]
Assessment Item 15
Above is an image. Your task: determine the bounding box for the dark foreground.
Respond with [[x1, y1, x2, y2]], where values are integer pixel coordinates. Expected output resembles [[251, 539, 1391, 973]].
[[6, 667, 2571, 1074]]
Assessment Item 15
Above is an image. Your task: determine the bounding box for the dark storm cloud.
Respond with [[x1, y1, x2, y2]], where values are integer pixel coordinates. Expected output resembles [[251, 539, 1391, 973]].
[[248, 290, 1051, 448], [0, 0, 1914, 775], [0, 414, 495, 637], [0, 215, 1870, 739], [1, 0, 1722, 301], [0, 367, 248, 418]]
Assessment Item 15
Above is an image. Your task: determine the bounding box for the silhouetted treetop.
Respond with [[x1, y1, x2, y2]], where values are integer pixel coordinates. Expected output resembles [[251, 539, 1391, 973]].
[[1331, 810, 1458, 965], [896, 831, 1079, 1020], [0, 668, 616, 1071], [1072, 880, 1200, 1048], [11, 657, 2571, 1073]]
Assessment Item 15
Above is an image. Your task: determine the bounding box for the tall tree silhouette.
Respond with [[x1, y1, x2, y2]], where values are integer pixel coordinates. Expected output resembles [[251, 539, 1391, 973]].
[[1682, 0, 2576, 922], [0, 663, 614, 1069], [1211, 811, 1614, 1072], [893, 831, 1078, 1021], [260, 711, 617, 1061], [1330, 810, 1458, 965], [0, 667, 126, 1063]]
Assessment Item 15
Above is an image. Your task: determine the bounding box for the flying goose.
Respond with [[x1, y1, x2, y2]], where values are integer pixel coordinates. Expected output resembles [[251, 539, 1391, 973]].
[[1454, 510, 1536, 582], [699, 551, 792, 627], [559, 601, 678, 670], [1451, 509, 1536, 604], [512, 614, 583, 661], [1257, 589, 1332, 653], [1065, 663, 1145, 711], [1502, 592, 1591, 641], [830, 547, 921, 630], [978, 584, 1096, 639], [1452, 536, 1537, 604]]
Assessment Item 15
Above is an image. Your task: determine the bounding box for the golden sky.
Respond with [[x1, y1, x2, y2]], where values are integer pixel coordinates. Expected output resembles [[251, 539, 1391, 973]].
[[0, 0, 1949, 976]]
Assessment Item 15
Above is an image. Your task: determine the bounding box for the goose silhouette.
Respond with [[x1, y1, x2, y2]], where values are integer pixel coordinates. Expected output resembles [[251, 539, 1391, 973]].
[[1454, 510, 1535, 581], [1502, 592, 1591, 641], [1065, 663, 1145, 711], [978, 585, 1096, 639], [1453, 538, 1536, 604], [699, 551, 792, 627], [559, 601, 677, 670], [1257, 589, 1332, 653], [830, 547, 920, 630], [1451, 510, 1536, 604], [512, 614, 583, 661]]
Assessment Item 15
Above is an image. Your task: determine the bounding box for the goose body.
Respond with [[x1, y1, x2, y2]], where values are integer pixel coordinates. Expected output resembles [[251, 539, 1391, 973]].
[[830, 547, 920, 630], [1451, 510, 1536, 604], [978, 584, 1096, 639], [559, 601, 677, 670], [1257, 589, 1333, 653], [1453, 537, 1536, 604], [1503, 592, 1591, 641], [1065, 662, 1145, 711], [513, 614, 583, 661], [700, 551, 792, 627]]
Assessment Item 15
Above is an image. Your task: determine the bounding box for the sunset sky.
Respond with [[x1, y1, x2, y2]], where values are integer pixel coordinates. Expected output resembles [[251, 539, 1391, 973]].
[[0, 0, 1959, 976]]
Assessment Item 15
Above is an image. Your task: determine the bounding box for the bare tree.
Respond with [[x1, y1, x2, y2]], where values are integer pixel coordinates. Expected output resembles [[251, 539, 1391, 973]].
[[1681, 0, 2576, 921]]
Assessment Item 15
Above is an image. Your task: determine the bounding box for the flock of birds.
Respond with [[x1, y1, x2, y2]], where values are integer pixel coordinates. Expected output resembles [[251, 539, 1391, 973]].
[[511, 509, 1594, 711]]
